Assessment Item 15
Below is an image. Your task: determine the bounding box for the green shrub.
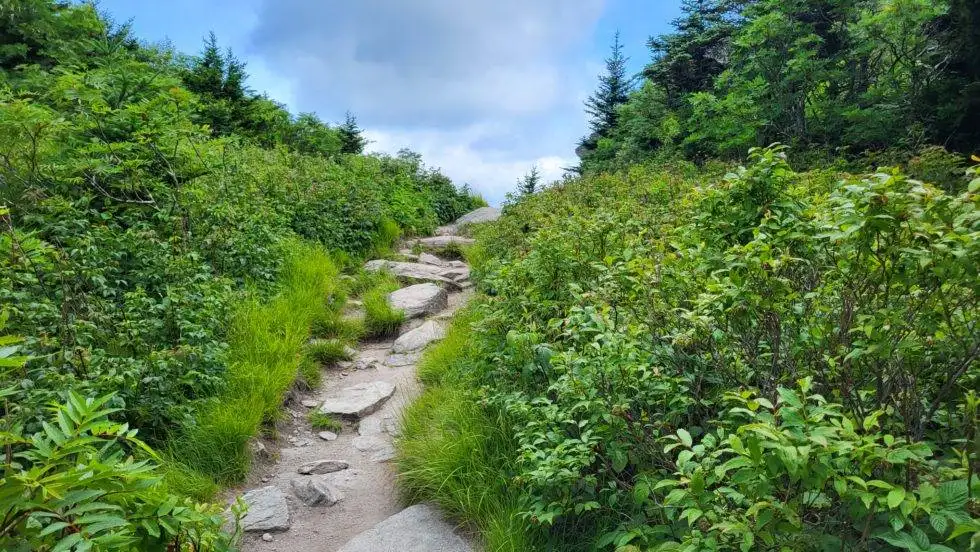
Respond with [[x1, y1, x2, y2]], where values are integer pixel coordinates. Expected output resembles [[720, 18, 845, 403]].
[[296, 355, 322, 390], [0, 392, 235, 551], [428, 147, 980, 551]]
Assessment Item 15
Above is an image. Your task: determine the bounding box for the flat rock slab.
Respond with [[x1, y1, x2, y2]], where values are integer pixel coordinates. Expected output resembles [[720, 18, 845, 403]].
[[335, 503, 474, 552], [392, 320, 447, 354], [240, 486, 290, 532], [364, 260, 462, 289], [319, 381, 396, 419], [297, 459, 349, 474], [418, 252, 447, 266], [413, 236, 476, 250], [358, 413, 400, 437], [388, 284, 448, 319], [385, 352, 421, 367]]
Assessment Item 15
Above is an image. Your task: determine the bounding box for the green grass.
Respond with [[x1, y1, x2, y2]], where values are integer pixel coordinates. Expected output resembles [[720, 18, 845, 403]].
[[308, 411, 343, 432], [396, 305, 540, 552], [305, 338, 353, 364], [368, 217, 402, 259], [363, 273, 404, 337], [311, 312, 365, 341], [297, 355, 322, 390], [165, 240, 341, 498]]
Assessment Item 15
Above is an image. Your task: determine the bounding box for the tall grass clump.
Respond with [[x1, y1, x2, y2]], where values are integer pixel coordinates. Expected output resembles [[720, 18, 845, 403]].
[[397, 307, 540, 552], [167, 240, 339, 496], [362, 273, 404, 337]]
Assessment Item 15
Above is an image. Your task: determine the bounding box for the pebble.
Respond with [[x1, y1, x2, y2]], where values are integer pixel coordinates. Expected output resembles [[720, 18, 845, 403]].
[[301, 399, 318, 408], [262, 533, 273, 542], [318, 431, 338, 441], [261, 476, 270, 483]]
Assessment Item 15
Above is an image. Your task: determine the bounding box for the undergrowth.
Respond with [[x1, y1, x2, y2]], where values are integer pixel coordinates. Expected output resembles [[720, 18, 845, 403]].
[[165, 241, 340, 497], [363, 273, 405, 337], [309, 411, 343, 432], [397, 307, 541, 552]]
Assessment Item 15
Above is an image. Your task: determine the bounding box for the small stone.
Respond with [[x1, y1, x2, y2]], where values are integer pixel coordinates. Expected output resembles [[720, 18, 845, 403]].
[[341, 372, 349, 377], [370, 446, 397, 463], [262, 533, 273, 542], [297, 459, 349, 475], [301, 400, 318, 408], [261, 476, 271, 483], [317, 431, 338, 441], [291, 477, 344, 507], [250, 440, 270, 459]]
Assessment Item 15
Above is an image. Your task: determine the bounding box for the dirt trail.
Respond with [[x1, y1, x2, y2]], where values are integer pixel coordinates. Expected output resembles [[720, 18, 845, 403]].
[[234, 249, 475, 552]]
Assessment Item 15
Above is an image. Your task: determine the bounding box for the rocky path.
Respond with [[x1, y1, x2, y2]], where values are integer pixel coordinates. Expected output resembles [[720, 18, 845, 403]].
[[233, 209, 498, 552]]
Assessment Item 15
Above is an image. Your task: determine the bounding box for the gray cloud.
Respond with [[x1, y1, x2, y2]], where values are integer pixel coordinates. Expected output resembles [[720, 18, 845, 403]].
[[248, 0, 603, 126], [246, 0, 606, 204]]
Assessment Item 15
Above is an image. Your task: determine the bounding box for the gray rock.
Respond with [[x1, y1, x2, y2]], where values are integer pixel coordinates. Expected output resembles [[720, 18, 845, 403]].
[[385, 352, 421, 367], [297, 459, 349, 475], [301, 399, 318, 408], [448, 260, 468, 269], [392, 320, 446, 354], [318, 381, 396, 418], [317, 431, 338, 441], [250, 440, 270, 459], [363, 260, 462, 289], [335, 503, 474, 552], [454, 206, 501, 226], [417, 252, 446, 266], [290, 477, 344, 507], [352, 436, 397, 464], [413, 236, 476, 250], [441, 267, 470, 282], [388, 284, 448, 319], [240, 486, 290, 532], [358, 413, 400, 437], [262, 533, 273, 542]]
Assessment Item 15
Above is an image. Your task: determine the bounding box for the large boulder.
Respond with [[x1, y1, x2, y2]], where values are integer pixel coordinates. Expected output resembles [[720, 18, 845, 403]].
[[318, 381, 396, 419], [454, 207, 501, 226], [335, 503, 473, 552], [388, 284, 448, 319], [392, 320, 446, 354], [363, 260, 461, 289], [239, 486, 290, 532]]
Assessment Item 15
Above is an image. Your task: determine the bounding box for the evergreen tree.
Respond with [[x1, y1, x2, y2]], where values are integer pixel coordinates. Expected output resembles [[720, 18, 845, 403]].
[[518, 166, 541, 195], [338, 111, 367, 154], [583, 31, 633, 140]]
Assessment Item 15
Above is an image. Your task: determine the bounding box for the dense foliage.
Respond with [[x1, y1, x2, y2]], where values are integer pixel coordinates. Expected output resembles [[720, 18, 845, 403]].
[[0, 1, 480, 548], [580, 0, 980, 172], [416, 148, 979, 551]]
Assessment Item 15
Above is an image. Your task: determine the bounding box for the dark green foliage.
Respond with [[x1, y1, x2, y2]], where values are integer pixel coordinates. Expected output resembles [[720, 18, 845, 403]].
[[583, 0, 980, 173], [518, 166, 541, 195], [578, 31, 634, 164], [338, 111, 367, 154], [440, 148, 979, 550]]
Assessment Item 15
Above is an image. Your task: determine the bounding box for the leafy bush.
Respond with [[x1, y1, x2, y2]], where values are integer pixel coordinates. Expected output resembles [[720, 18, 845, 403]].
[[429, 147, 979, 551]]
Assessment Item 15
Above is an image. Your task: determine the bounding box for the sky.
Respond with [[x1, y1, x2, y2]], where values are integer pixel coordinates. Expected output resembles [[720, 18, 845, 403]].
[[96, 0, 683, 205]]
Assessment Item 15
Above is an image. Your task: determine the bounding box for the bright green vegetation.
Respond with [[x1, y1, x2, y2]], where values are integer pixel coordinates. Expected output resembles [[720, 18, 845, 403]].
[[0, 1, 481, 549], [398, 308, 538, 552], [305, 339, 354, 365], [579, 0, 980, 173], [363, 274, 406, 337], [308, 411, 343, 433], [407, 148, 979, 551]]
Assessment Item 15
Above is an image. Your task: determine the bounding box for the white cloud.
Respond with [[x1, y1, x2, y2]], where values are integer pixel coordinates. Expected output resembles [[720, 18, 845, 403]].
[[365, 127, 574, 206]]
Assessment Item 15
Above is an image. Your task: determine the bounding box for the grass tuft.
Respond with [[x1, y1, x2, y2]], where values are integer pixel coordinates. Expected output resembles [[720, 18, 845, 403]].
[[165, 240, 340, 496], [305, 338, 352, 364], [396, 304, 540, 552], [309, 411, 343, 432], [362, 273, 404, 337]]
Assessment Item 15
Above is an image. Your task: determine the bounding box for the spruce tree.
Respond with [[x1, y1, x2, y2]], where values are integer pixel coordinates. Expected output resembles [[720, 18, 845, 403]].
[[518, 166, 541, 195], [578, 31, 633, 161], [338, 111, 367, 154], [584, 31, 632, 138]]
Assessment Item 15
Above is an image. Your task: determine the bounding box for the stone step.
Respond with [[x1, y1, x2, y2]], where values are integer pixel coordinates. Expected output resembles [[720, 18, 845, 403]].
[[388, 283, 448, 319], [335, 503, 474, 552], [392, 320, 447, 354], [411, 236, 476, 250], [318, 381, 396, 419], [364, 260, 463, 289]]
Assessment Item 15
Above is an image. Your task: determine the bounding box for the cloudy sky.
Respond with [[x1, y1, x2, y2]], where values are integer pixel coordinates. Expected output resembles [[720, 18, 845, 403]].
[[97, 0, 682, 204]]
